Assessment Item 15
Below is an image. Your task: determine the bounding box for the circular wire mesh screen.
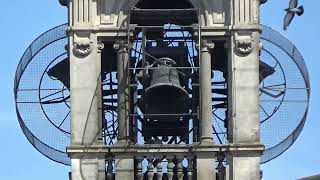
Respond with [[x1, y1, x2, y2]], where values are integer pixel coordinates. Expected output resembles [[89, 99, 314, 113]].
[[14, 24, 70, 165], [260, 25, 310, 163], [14, 24, 310, 165]]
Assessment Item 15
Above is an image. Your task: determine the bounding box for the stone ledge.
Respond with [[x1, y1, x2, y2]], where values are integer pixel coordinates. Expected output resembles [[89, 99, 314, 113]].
[[67, 143, 264, 158]]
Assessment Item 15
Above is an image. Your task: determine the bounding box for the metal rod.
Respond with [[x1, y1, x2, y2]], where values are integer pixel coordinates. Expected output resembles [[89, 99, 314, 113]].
[[130, 67, 199, 70], [131, 8, 199, 12], [132, 25, 198, 29], [17, 88, 67, 91], [134, 37, 195, 41], [129, 113, 197, 116], [260, 100, 308, 103]]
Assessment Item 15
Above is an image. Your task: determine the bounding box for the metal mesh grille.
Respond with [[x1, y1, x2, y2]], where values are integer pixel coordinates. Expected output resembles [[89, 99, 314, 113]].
[[260, 25, 310, 163], [14, 24, 70, 165]]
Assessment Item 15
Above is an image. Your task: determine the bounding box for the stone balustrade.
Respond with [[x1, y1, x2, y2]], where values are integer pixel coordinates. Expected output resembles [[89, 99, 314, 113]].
[[105, 156, 195, 180], [67, 144, 264, 180]]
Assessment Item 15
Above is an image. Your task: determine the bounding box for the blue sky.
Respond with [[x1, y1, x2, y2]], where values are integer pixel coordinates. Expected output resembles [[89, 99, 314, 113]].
[[0, 1, 319, 179]]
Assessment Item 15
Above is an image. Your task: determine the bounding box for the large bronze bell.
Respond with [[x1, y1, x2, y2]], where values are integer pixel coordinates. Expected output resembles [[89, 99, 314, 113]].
[[143, 57, 189, 122]]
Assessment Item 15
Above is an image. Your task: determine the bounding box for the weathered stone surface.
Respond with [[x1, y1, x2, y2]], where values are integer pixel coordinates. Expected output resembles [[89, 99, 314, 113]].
[[66, 0, 263, 179]]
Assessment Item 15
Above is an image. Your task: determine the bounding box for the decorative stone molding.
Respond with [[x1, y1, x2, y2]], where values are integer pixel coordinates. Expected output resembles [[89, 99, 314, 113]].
[[98, 42, 105, 51], [197, 0, 225, 26], [197, 40, 215, 52], [233, 0, 259, 24], [101, 0, 137, 26], [113, 41, 131, 53], [202, 40, 215, 49], [100, 0, 226, 27], [71, 0, 95, 25], [73, 41, 92, 57], [235, 33, 254, 55]]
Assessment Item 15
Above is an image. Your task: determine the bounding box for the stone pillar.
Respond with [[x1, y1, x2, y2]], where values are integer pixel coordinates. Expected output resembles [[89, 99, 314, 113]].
[[113, 41, 134, 180], [113, 41, 131, 144], [69, 32, 105, 179], [115, 158, 135, 180], [199, 40, 215, 144], [197, 40, 216, 180], [70, 154, 105, 180], [67, 0, 106, 179], [227, 31, 261, 143], [226, 0, 264, 179], [97, 42, 106, 180], [70, 36, 102, 145], [197, 156, 216, 180], [226, 29, 262, 180]]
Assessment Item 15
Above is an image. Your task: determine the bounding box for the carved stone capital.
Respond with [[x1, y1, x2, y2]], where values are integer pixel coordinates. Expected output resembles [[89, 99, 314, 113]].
[[73, 41, 92, 57], [98, 42, 105, 51], [113, 41, 131, 53], [235, 33, 254, 55], [197, 40, 215, 52], [202, 40, 215, 50]]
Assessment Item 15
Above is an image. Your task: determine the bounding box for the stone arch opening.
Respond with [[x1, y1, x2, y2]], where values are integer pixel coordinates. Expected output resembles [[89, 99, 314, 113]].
[[135, 0, 194, 9], [130, 0, 198, 26]]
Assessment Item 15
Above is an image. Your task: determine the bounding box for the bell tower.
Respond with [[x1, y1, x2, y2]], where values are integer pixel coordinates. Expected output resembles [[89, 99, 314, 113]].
[[64, 0, 266, 179]]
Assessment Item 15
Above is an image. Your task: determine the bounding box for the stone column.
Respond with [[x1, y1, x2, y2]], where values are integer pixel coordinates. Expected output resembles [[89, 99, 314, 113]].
[[113, 41, 135, 180], [97, 42, 106, 180], [197, 40, 216, 180], [113, 41, 131, 144], [199, 40, 215, 144]]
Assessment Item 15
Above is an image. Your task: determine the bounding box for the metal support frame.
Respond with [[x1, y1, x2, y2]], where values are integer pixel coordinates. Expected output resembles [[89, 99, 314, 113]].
[[128, 20, 201, 144]]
